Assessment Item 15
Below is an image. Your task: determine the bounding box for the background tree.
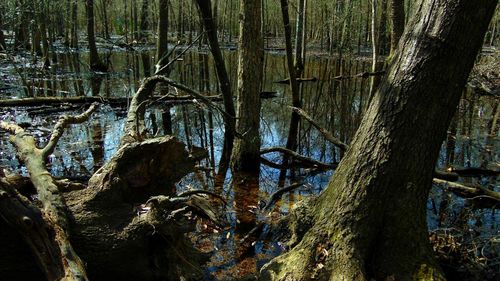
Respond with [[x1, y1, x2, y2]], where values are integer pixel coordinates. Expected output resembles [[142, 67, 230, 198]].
[[389, 0, 405, 55], [194, 0, 236, 186], [231, 0, 264, 173], [85, 0, 106, 71], [155, 0, 169, 75], [261, 0, 496, 280]]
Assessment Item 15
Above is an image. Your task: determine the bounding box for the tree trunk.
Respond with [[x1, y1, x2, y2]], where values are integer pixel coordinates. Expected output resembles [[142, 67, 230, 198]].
[[0, 2, 6, 51], [194, 0, 236, 186], [85, 0, 106, 71], [156, 0, 169, 75], [278, 0, 302, 184], [70, 0, 78, 48], [389, 0, 405, 55], [294, 0, 307, 76], [231, 0, 264, 173], [260, 0, 496, 280]]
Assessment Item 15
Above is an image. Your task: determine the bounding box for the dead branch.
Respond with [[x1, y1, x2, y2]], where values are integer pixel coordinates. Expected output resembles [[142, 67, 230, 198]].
[[260, 147, 338, 170], [290, 107, 348, 151], [42, 103, 98, 158], [264, 183, 307, 211], [122, 75, 233, 144], [275, 77, 318, 84], [434, 169, 460, 181], [433, 178, 500, 208], [449, 167, 500, 177], [333, 70, 386, 80]]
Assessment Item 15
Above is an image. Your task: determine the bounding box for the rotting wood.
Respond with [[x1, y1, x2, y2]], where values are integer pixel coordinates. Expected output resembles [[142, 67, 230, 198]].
[[0, 104, 98, 281]]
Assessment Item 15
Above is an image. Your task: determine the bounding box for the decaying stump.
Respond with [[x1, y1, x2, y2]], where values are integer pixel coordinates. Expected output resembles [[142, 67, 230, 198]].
[[0, 76, 221, 281]]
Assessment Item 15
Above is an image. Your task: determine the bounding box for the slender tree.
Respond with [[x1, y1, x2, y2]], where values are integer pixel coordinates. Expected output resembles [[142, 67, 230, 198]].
[[261, 0, 496, 279], [194, 0, 236, 186], [278, 0, 302, 183], [86, 0, 106, 71], [0, 5, 6, 51], [231, 0, 264, 173], [155, 0, 169, 74]]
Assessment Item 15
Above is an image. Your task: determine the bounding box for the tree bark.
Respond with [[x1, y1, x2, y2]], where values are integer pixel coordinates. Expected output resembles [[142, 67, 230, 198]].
[[260, 0, 496, 280], [194, 0, 236, 186], [85, 0, 106, 71], [156, 0, 169, 75], [278, 0, 302, 183], [389, 0, 405, 55], [231, 0, 264, 173]]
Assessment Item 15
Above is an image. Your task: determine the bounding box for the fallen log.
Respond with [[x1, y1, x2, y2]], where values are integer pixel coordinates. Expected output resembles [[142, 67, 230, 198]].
[[0, 70, 227, 281], [0, 104, 98, 281]]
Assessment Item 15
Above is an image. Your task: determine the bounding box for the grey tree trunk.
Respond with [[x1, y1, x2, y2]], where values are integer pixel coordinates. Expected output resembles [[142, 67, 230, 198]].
[[231, 0, 264, 173], [261, 0, 496, 280]]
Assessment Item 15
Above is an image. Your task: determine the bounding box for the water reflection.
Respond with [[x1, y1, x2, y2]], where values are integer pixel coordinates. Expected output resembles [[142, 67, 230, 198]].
[[0, 46, 498, 278]]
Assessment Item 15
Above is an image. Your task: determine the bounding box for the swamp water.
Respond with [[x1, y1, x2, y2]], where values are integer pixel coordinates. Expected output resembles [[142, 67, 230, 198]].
[[0, 45, 498, 279]]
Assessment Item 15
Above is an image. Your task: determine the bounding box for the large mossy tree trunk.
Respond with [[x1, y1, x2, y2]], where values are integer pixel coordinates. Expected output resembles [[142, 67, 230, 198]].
[[231, 0, 264, 173], [261, 0, 496, 280]]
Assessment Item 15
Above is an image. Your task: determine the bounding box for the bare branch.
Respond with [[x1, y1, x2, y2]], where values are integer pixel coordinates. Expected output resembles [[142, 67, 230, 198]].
[[290, 107, 348, 151], [42, 103, 98, 158]]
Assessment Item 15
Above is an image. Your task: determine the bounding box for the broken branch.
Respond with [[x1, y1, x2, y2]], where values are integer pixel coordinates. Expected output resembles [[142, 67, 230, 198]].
[[42, 103, 98, 158], [290, 107, 348, 151]]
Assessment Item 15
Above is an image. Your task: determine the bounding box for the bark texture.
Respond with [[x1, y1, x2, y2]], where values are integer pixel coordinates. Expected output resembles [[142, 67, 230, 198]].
[[389, 0, 405, 55], [155, 0, 169, 74], [85, 0, 106, 71], [261, 0, 496, 280], [231, 0, 264, 173], [194, 0, 236, 185]]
